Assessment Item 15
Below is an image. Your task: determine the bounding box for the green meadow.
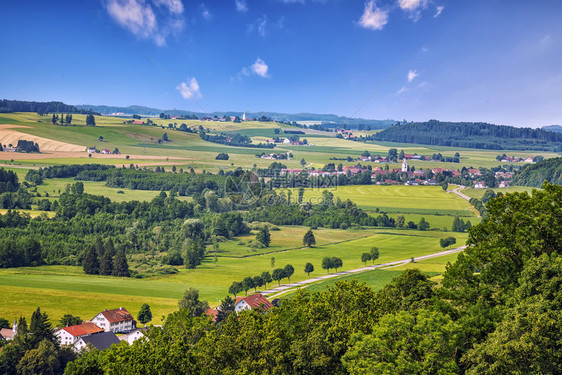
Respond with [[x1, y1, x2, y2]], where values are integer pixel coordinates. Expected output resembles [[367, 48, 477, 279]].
[[0, 227, 467, 324]]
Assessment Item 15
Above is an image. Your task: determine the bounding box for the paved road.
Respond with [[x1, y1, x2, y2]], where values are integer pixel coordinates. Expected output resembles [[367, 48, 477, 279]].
[[449, 185, 471, 201], [261, 245, 467, 296]]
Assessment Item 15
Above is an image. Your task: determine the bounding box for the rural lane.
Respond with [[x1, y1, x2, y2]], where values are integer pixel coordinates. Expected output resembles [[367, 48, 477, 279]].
[[449, 185, 471, 201], [261, 245, 467, 297]]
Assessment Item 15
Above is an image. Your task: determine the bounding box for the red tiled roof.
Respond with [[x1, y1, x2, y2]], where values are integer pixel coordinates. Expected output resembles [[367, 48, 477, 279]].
[[236, 293, 274, 310], [0, 328, 14, 339], [205, 308, 218, 322], [63, 322, 103, 337], [100, 308, 134, 324]]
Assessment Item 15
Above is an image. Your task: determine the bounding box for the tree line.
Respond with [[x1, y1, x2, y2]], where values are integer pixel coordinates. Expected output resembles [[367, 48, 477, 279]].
[[372, 120, 562, 151]]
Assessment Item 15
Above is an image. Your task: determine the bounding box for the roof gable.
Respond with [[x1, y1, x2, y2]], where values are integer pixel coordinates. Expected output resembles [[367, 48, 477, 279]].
[[62, 322, 103, 337], [98, 308, 134, 324], [80, 332, 120, 350], [237, 293, 274, 310]]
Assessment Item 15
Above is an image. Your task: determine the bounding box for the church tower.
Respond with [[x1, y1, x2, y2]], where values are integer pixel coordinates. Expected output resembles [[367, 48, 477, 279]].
[[401, 159, 408, 172]]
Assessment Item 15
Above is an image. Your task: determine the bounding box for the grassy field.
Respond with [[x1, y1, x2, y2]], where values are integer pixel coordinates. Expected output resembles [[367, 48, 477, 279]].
[[283, 184, 475, 216], [1, 112, 557, 173], [0, 227, 467, 324], [462, 186, 537, 200], [298, 269, 440, 296]]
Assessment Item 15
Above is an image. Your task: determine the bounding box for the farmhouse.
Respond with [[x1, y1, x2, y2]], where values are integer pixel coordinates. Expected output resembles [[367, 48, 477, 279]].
[[0, 320, 17, 341], [101, 149, 111, 154], [235, 293, 274, 313], [54, 322, 104, 346], [74, 331, 120, 351], [91, 307, 136, 333], [87, 147, 96, 153]]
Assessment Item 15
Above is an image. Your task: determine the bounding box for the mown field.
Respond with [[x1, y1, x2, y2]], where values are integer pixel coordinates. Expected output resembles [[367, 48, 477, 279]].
[[0, 226, 468, 324]]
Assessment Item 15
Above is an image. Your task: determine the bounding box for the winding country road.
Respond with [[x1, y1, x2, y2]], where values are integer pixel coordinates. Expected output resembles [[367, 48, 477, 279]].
[[448, 185, 471, 201], [261, 245, 467, 297]]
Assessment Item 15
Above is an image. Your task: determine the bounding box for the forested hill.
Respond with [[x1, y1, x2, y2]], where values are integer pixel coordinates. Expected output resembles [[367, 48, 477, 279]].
[[543, 125, 562, 133], [511, 157, 562, 187], [0, 99, 98, 115], [373, 120, 562, 151]]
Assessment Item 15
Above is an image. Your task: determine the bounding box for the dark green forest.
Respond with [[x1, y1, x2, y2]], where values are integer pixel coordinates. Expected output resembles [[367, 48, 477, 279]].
[[19, 182, 557, 374], [511, 157, 562, 187], [373, 120, 562, 151], [0, 99, 98, 115]]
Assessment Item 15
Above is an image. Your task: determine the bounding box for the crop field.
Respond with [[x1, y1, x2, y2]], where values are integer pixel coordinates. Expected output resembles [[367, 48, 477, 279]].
[[284, 184, 475, 216]]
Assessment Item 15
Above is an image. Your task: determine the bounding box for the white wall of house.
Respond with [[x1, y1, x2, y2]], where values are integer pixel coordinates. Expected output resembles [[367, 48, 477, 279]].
[[55, 329, 77, 346], [234, 300, 251, 312]]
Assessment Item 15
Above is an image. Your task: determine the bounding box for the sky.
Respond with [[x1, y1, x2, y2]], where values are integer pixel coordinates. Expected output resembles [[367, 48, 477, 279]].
[[1, 0, 561, 127]]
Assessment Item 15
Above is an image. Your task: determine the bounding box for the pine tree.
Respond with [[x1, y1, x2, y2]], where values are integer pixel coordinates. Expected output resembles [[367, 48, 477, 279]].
[[29, 307, 55, 346], [99, 250, 113, 276], [137, 304, 152, 326], [104, 238, 116, 257], [112, 250, 130, 277], [216, 296, 235, 323], [82, 244, 100, 275]]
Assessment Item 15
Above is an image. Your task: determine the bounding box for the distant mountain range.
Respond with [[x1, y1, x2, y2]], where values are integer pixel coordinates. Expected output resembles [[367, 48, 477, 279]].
[[74, 104, 395, 128], [542, 125, 562, 133]]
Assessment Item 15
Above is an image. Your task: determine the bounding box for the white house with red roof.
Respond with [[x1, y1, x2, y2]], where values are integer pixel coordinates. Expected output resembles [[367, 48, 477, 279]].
[[234, 293, 274, 313], [91, 307, 136, 333], [0, 320, 17, 341], [55, 322, 104, 346]]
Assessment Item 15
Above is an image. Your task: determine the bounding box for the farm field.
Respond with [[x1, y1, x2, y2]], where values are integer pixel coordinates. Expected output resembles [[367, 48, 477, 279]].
[[462, 186, 537, 200], [284, 184, 475, 216], [0, 112, 557, 173], [0, 227, 468, 324]]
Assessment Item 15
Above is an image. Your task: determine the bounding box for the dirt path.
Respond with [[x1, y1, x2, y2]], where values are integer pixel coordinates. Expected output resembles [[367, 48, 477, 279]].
[[262, 245, 467, 297]]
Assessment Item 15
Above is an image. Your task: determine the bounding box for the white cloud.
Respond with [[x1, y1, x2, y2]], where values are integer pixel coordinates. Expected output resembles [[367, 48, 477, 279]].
[[278, 0, 305, 3], [398, 87, 407, 94], [434, 5, 444, 17], [200, 3, 211, 20], [153, 0, 184, 14], [398, 0, 429, 21], [251, 58, 269, 77], [407, 69, 418, 82], [247, 15, 268, 37], [235, 0, 248, 12], [106, 0, 184, 46], [176, 77, 202, 99], [398, 0, 427, 11], [358, 1, 388, 31]]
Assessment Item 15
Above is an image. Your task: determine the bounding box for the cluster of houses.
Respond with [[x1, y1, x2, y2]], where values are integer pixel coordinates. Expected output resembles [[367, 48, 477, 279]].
[[1, 307, 144, 352], [205, 293, 274, 322], [87, 147, 120, 154], [336, 129, 355, 139], [260, 152, 292, 160], [1, 296, 276, 353], [267, 138, 310, 146], [498, 155, 536, 163], [280, 159, 513, 188]]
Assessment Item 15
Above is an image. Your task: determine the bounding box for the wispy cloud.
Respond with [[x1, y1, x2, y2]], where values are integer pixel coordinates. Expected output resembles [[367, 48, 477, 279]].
[[176, 77, 202, 99], [398, 87, 408, 95], [248, 15, 268, 37], [153, 0, 184, 15], [200, 3, 212, 21], [434, 5, 444, 18], [235, 0, 248, 12], [358, 1, 388, 31], [106, 0, 184, 46], [408, 69, 418, 82]]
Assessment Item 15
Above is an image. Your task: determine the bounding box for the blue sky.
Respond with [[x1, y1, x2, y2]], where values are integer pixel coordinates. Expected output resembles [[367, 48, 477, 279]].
[[1, 0, 561, 127]]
